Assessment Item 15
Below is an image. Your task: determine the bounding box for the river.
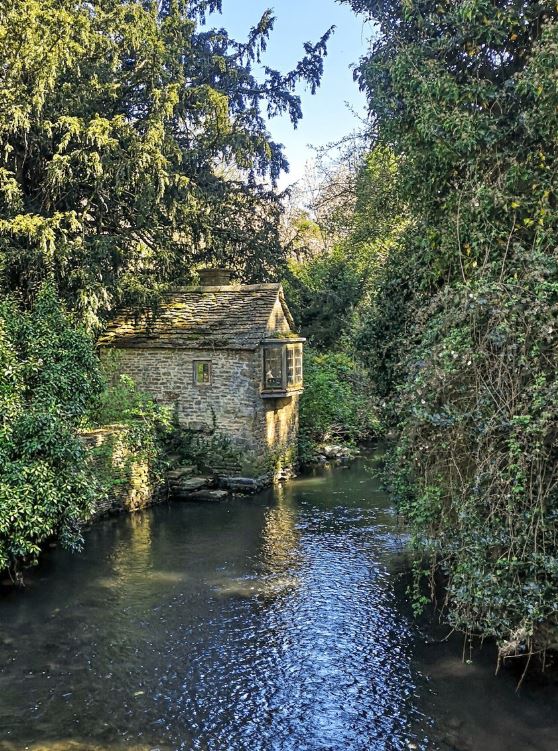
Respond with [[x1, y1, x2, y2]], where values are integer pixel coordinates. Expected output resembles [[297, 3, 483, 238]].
[[1, 452, 557, 751]]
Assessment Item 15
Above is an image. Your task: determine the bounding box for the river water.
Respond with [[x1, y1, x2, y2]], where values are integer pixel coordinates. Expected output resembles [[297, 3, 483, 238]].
[[1, 453, 557, 751]]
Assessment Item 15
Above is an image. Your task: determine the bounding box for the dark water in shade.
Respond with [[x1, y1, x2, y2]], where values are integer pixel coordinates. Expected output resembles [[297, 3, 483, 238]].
[[1, 454, 558, 751]]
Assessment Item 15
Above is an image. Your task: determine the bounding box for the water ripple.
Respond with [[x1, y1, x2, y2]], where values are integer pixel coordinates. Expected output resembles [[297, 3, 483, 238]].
[[1, 458, 556, 751]]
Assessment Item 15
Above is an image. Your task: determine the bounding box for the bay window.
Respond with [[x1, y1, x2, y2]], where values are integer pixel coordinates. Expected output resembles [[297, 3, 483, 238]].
[[262, 340, 304, 397]]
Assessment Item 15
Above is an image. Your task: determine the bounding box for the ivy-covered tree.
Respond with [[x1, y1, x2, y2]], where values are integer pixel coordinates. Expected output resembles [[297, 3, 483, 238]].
[[344, 0, 558, 656], [0, 0, 332, 326]]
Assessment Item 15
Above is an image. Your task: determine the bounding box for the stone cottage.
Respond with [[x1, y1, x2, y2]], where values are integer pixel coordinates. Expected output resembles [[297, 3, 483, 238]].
[[99, 270, 305, 475]]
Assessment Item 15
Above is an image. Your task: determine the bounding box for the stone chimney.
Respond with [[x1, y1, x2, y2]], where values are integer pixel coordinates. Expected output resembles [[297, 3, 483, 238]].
[[198, 268, 233, 286]]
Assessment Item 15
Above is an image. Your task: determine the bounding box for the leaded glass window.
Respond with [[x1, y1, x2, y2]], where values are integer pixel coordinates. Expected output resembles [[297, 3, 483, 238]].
[[262, 341, 304, 394], [287, 344, 303, 387]]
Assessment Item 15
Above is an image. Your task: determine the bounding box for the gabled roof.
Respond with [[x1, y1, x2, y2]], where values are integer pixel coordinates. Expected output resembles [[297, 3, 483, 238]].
[[98, 283, 297, 351]]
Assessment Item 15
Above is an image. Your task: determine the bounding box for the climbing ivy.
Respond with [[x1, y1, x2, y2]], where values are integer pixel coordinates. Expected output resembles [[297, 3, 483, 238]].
[[342, 0, 558, 654]]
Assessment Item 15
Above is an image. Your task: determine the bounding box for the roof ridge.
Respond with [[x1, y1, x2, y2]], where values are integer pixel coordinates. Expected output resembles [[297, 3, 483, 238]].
[[168, 283, 281, 293]]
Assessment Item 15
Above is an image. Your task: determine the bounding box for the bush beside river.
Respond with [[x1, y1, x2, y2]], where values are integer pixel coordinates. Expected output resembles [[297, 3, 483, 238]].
[[0, 289, 171, 580]]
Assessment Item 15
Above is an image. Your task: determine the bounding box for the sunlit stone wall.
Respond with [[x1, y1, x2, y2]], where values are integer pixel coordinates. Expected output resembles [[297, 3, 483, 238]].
[[80, 425, 154, 516], [104, 348, 299, 471]]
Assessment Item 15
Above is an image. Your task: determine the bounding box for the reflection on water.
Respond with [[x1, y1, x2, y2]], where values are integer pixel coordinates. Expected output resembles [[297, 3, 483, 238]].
[[1, 454, 557, 751]]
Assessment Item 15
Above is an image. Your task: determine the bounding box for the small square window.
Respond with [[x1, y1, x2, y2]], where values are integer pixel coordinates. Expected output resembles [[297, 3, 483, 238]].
[[194, 360, 212, 385]]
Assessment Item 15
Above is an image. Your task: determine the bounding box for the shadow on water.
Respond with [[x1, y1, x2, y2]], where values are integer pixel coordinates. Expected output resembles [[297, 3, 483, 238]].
[[1, 453, 558, 750]]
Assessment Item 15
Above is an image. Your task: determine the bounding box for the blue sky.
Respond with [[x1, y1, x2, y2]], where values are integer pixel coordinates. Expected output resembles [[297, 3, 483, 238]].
[[205, 1, 374, 188]]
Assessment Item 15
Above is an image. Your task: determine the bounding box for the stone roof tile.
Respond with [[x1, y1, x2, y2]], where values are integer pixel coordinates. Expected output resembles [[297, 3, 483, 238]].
[[99, 283, 295, 351]]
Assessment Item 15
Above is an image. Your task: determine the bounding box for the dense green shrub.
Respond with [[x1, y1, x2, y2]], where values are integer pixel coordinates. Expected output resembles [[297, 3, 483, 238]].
[[387, 276, 558, 651], [299, 349, 379, 460], [0, 285, 103, 576], [343, 0, 558, 653]]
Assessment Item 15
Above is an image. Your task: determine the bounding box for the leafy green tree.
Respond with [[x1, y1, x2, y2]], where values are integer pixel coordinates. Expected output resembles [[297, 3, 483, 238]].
[[0, 0, 332, 326], [343, 0, 558, 653], [298, 349, 379, 459], [285, 248, 366, 350], [0, 286, 103, 576], [285, 145, 403, 350]]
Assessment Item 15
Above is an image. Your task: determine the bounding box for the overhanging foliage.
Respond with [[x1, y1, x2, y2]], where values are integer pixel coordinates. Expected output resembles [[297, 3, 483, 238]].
[[0, 0, 332, 326], [0, 286, 103, 575], [343, 0, 558, 654]]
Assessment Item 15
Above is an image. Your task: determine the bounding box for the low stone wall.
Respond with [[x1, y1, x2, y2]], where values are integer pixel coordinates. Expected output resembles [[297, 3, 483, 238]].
[[80, 425, 158, 517], [80, 417, 301, 520]]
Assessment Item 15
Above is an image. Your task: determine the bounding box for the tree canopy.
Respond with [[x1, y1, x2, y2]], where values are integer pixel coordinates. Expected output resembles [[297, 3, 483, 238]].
[[0, 0, 332, 326], [285, 142, 403, 350]]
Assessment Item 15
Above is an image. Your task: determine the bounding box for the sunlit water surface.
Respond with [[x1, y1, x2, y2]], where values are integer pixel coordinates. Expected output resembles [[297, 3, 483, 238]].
[[1, 454, 558, 751]]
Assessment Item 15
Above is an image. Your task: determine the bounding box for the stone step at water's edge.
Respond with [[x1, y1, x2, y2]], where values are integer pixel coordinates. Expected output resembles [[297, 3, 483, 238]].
[[170, 476, 215, 497], [186, 489, 231, 502], [319, 444, 360, 460], [218, 475, 272, 494], [167, 465, 197, 481]]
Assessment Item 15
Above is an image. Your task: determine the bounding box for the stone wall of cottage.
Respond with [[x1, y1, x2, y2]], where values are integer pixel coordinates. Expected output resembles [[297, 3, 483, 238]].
[[265, 297, 292, 336], [261, 394, 300, 477], [105, 346, 300, 473], [107, 348, 262, 450]]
